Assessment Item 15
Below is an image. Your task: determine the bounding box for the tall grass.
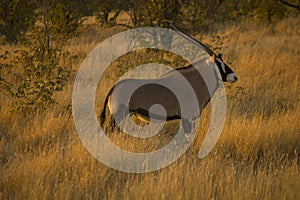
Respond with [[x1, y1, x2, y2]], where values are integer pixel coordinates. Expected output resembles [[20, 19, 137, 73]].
[[0, 17, 299, 199]]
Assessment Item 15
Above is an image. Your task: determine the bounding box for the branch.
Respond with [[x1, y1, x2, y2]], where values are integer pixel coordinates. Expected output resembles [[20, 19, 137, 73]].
[[277, 0, 300, 11], [115, 23, 133, 29]]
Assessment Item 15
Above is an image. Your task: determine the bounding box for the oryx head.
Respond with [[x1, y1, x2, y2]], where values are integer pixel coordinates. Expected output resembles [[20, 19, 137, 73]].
[[211, 53, 238, 83]]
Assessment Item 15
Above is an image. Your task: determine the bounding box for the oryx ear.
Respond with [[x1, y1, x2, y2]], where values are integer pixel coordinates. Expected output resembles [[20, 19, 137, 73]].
[[210, 54, 216, 62], [217, 53, 223, 59]]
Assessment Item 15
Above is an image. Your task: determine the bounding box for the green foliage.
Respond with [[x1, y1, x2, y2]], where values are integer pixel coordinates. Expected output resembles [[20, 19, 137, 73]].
[[130, 0, 181, 27], [254, 0, 288, 23], [0, 0, 36, 42], [93, 0, 298, 32], [95, 0, 129, 27], [207, 35, 229, 53], [0, 0, 82, 114], [95, 0, 183, 28], [3, 47, 70, 113], [178, 0, 205, 32]]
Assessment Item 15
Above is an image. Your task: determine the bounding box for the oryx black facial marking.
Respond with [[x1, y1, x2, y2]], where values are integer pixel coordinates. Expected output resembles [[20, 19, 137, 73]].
[[214, 54, 238, 82]]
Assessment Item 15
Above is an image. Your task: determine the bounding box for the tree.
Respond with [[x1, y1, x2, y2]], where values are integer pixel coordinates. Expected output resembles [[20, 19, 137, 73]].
[[0, 0, 36, 42], [277, 0, 300, 11], [0, 0, 82, 113], [96, 0, 130, 27], [253, 0, 287, 23], [95, 0, 183, 29]]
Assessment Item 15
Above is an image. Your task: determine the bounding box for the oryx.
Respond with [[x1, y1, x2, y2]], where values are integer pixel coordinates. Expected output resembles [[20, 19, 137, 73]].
[[100, 29, 237, 134]]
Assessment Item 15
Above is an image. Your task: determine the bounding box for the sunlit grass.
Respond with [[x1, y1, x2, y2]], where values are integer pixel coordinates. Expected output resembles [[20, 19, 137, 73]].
[[0, 17, 299, 199]]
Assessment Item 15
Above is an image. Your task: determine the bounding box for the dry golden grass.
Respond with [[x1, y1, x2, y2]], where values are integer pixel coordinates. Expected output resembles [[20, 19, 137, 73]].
[[0, 17, 299, 199]]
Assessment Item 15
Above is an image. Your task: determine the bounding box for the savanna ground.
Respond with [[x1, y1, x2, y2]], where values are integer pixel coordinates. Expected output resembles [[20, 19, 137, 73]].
[[0, 17, 300, 199]]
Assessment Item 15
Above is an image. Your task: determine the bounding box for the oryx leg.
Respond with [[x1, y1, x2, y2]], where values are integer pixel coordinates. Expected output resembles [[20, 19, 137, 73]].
[[182, 118, 193, 134]]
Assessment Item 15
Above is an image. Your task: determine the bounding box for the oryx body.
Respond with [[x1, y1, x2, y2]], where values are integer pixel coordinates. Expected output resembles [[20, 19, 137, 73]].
[[100, 54, 237, 133]]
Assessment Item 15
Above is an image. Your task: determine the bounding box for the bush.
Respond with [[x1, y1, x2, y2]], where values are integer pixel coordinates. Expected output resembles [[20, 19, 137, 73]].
[[0, 0, 81, 114]]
